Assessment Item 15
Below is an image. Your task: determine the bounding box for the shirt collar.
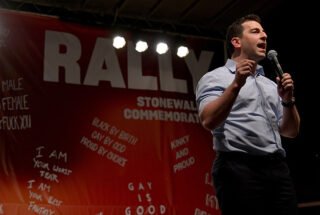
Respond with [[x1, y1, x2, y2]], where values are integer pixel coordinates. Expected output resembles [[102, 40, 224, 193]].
[[225, 59, 265, 76]]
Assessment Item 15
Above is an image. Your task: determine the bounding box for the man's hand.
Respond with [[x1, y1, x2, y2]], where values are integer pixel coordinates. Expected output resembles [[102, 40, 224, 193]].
[[277, 73, 300, 138], [234, 59, 256, 88], [276, 73, 294, 103]]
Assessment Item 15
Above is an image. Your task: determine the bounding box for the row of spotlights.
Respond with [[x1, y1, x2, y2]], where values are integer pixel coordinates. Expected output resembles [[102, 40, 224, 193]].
[[112, 36, 190, 58]]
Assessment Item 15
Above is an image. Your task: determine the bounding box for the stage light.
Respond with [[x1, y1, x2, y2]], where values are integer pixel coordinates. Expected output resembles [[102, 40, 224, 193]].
[[177, 45, 189, 58], [156, 42, 168, 54], [112, 36, 126, 49], [135, 40, 148, 52]]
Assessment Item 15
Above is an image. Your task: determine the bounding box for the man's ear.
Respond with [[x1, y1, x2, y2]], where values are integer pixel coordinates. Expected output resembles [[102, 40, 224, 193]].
[[231, 37, 241, 48]]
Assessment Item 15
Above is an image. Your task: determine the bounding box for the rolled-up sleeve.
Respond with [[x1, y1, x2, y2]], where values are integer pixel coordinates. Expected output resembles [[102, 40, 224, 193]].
[[195, 71, 226, 114]]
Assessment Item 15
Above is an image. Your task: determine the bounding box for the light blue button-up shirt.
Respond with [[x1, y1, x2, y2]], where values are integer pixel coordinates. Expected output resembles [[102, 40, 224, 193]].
[[196, 59, 285, 156]]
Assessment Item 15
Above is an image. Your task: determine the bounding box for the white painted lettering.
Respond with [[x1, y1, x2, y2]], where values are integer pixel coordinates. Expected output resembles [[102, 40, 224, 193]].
[[48, 196, 62, 207], [80, 136, 98, 151], [176, 147, 189, 159], [28, 201, 55, 215], [27, 179, 35, 189], [39, 170, 59, 183], [35, 146, 45, 158], [52, 165, 72, 175], [103, 136, 114, 146], [92, 117, 110, 131], [158, 51, 187, 93], [29, 190, 42, 201], [185, 50, 214, 92], [44, 30, 81, 84], [49, 150, 67, 163], [171, 135, 190, 149], [128, 182, 134, 191], [1, 95, 29, 111], [173, 156, 195, 173], [128, 42, 157, 90], [84, 38, 125, 88], [33, 158, 50, 171], [38, 183, 51, 192], [43, 31, 220, 94], [97, 146, 108, 156], [1, 77, 23, 92], [205, 194, 219, 210]]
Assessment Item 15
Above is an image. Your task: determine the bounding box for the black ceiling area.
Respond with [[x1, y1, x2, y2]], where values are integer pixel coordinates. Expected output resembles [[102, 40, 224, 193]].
[[1, 0, 286, 40]]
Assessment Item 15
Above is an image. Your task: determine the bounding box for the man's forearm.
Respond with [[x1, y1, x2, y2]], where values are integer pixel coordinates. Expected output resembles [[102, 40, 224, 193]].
[[280, 105, 300, 138], [199, 81, 241, 130]]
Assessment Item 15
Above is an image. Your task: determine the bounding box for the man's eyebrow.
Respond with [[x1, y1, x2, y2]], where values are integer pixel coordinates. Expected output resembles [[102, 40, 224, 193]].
[[250, 27, 265, 32]]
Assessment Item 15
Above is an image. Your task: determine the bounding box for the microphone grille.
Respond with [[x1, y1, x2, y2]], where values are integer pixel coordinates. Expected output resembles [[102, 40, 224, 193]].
[[267, 50, 277, 60]]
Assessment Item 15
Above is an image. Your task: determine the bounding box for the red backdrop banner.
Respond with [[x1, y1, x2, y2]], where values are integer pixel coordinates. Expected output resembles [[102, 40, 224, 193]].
[[0, 9, 224, 215]]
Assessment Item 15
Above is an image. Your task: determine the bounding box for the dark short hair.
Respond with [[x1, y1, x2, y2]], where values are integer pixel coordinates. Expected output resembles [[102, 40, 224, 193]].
[[226, 14, 262, 57]]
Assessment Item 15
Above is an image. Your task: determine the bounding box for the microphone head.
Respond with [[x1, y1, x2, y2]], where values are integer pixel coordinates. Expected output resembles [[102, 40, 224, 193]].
[[267, 50, 277, 60]]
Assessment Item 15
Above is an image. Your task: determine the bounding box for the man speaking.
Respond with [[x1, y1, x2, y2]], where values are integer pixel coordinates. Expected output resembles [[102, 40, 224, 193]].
[[196, 14, 300, 215]]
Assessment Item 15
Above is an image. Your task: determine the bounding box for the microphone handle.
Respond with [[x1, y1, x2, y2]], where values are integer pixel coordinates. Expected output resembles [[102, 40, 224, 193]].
[[272, 56, 283, 79]]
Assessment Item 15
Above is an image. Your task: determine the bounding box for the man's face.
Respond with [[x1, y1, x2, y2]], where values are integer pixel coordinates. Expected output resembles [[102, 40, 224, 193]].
[[239, 20, 267, 61]]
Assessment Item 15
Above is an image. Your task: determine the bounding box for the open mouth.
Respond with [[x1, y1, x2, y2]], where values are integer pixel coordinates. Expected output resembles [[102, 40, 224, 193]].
[[257, 43, 266, 50]]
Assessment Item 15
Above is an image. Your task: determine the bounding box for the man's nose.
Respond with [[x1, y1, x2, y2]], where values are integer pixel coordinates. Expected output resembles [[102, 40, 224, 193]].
[[261, 31, 267, 40]]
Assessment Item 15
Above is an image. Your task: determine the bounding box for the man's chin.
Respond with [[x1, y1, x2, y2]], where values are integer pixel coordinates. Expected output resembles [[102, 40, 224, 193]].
[[255, 53, 266, 62]]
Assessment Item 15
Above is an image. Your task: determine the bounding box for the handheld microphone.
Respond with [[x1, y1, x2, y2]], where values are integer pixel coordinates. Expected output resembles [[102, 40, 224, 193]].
[[267, 50, 283, 79]]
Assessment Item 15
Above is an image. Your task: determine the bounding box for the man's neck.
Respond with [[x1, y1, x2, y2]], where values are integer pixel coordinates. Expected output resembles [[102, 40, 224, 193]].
[[231, 56, 258, 75]]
